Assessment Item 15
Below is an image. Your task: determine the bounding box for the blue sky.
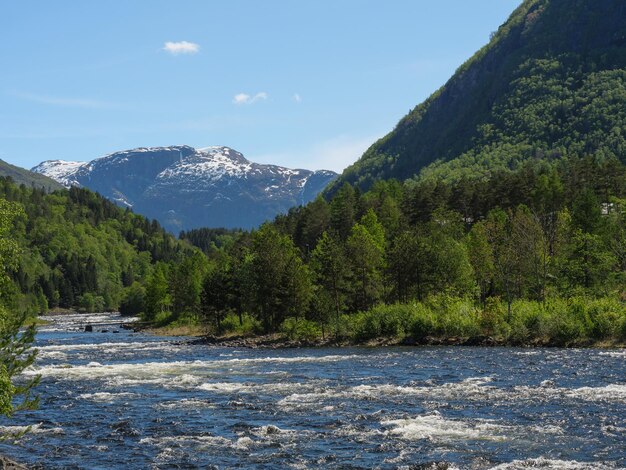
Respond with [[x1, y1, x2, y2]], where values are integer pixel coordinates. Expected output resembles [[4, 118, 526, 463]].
[[1, 0, 520, 172]]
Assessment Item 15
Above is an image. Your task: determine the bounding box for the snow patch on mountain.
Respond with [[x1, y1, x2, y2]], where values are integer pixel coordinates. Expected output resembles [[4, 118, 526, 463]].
[[32, 145, 338, 230], [156, 147, 253, 183], [30, 160, 87, 187]]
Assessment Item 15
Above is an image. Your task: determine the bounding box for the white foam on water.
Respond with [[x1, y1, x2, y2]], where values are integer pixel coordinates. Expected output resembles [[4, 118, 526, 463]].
[[141, 434, 259, 452], [277, 390, 337, 408], [381, 413, 563, 444], [37, 350, 69, 360], [140, 434, 231, 448], [381, 412, 505, 442], [78, 392, 138, 402], [25, 355, 360, 388], [278, 376, 499, 408], [566, 384, 626, 401], [37, 341, 173, 352], [156, 399, 216, 410], [598, 351, 626, 358], [234, 436, 255, 449], [0, 423, 64, 436], [198, 381, 305, 395], [489, 457, 619, 469]]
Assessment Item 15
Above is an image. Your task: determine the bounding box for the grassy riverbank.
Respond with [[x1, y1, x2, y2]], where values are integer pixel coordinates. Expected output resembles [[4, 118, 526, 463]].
[[142, 295, 626, 348]]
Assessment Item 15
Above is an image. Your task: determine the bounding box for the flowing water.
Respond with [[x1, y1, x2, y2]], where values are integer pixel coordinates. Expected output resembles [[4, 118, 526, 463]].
[[0, 313, 625, 469]]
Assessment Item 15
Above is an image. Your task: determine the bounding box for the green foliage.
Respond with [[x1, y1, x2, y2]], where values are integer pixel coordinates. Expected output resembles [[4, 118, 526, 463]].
[[280, 318, 321, 341], [119, 282, 146, 316], [143, 263, 171, 322], [351, 303, 423, 341], [329, 0, 626, 192], [220, 313, 263, 336], [340, 295, 625, 346], [0, 201, 39, 439], [245, 224, 312, 333], [0, 177, 192, 316]]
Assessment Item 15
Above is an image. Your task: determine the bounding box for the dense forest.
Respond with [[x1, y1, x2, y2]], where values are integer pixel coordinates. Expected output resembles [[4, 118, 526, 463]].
[[0, 177, 195, 317], [1, 153, 624, 346], [146, 156, 624, 346], [330, 0, 626, 192]]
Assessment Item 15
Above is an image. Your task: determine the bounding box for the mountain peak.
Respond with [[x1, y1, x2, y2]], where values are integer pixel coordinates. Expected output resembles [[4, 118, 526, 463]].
[[33, 145, 337, 230]]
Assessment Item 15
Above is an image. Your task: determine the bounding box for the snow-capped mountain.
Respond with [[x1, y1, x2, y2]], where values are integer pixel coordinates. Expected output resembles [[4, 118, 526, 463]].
[[32, 145, 337, 231]]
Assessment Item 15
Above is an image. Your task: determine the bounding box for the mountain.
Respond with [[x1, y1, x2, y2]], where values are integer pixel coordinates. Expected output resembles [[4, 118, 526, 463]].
[[0, 159, 64, 192], [329, 0, 626, 192], [33, 146, 337, 231]]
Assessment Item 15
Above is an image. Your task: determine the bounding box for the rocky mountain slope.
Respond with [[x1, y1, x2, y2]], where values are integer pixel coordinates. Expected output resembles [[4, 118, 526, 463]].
[[33, 146, 336, 231], [328, 0, 626, 192]]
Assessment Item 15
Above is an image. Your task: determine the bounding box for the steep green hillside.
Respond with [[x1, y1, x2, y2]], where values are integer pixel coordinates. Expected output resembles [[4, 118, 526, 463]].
[[330, 0, 626, 192], [0, 159, 63, 192], [0, 177, 193, 316]]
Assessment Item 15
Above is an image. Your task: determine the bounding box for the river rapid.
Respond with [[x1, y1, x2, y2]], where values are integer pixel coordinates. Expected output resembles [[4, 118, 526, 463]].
[[0, 312, 624, 469]]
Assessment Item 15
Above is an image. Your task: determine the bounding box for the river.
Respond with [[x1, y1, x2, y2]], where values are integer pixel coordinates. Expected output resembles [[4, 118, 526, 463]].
[[0, 312, 624, 469]]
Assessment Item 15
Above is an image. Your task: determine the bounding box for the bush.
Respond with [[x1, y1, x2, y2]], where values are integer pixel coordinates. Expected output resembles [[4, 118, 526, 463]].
[[585, 297, 625, 339], [542, 298, 588, 345], [220, 313, 263, 336], [119, 282, 146, 316], [153, 310, 173, 326], [280, 318, 321, 341], [426, 295, 481, 337], [350, 303, 421, 341], [479, 297, 508, 336], [410, 307, 437, 340]]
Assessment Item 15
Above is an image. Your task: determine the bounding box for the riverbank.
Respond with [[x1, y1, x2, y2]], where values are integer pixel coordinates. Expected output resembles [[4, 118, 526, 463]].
[[127, 295, 626, 349], [131, 323, 625, 349]]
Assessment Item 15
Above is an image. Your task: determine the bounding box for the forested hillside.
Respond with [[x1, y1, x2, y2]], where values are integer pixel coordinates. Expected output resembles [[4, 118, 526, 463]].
[[2, 146, 625, 347], [329, 0, 626, 192], [0, 176, 194, 316], [155, 156, 626, 346]]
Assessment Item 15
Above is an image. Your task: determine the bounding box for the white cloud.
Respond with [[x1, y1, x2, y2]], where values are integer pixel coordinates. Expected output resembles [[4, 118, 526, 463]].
[[10, 91, 121, 109], [293, 93, 302, 103], [232, 92, 268, 105], [163, 41, 200, 55], [251, 134, 380, 173]]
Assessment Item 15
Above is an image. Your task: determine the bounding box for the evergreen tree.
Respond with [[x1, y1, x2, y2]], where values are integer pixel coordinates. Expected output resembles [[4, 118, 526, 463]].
[[311, 231, 351, 335], [0, 199, 39, 435]]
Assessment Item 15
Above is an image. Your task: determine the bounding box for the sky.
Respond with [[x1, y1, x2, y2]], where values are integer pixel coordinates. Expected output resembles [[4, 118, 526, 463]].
[[1, 0, 521, 172]]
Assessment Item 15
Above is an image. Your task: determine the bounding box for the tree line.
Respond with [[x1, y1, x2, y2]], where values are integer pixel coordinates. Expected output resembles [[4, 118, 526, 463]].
[[0, 154, 624, 345], [137, 155, 626, 343]]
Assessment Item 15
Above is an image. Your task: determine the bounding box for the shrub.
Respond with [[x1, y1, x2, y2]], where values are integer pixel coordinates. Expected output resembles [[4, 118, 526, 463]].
[[153, 310, 173, 326], [426, 295, 481, 337], [220, 313, 263, 336], [585, 297, 625, 340], [350, 303, 424, 341], [280, 318, 321, 341], [542, 298, 587, 345], [119, 282, 146, 316]]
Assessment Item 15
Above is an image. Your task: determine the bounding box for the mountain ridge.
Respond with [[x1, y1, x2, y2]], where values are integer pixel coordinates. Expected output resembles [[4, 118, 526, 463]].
[[33, 145, 337, 231], [0, 158, 64, 192], [328, 0, 626, 192]]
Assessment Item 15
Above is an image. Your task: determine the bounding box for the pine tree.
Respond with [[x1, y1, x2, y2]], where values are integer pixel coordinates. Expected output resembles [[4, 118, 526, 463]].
[[0, 199, 39, 436]]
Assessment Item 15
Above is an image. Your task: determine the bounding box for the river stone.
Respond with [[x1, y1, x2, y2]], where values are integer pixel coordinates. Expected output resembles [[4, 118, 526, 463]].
[[0, 455, 27, 470]]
